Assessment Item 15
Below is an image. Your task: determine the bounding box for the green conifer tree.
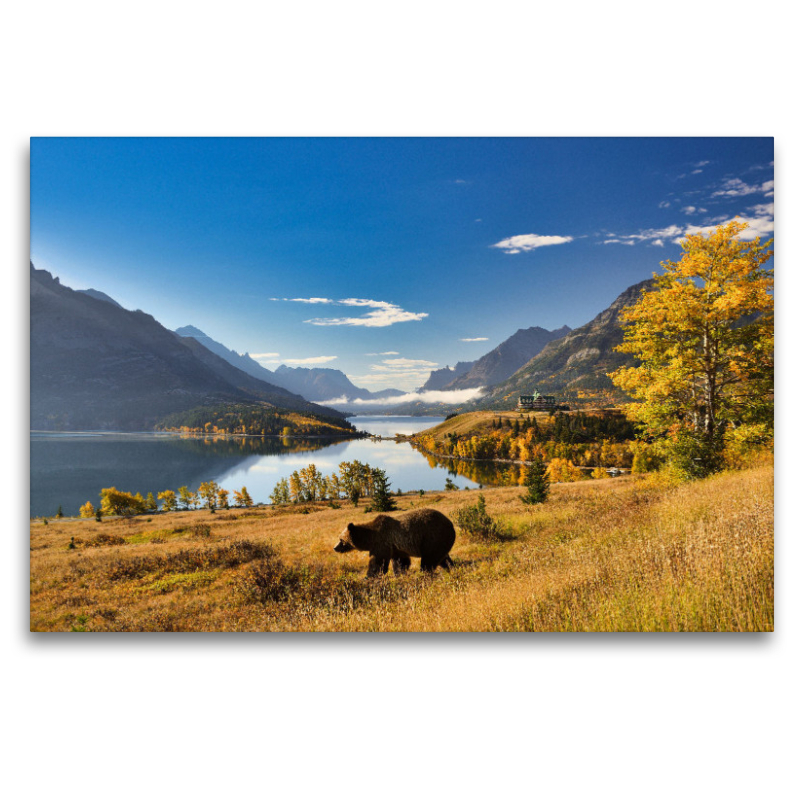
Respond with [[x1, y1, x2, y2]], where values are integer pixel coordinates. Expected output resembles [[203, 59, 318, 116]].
[[368, 469, 398, 512], [521, 458, 549, 506]]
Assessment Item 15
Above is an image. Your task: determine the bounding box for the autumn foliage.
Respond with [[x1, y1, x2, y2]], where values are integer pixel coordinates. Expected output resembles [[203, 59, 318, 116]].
[[610, 220, 773, 476]]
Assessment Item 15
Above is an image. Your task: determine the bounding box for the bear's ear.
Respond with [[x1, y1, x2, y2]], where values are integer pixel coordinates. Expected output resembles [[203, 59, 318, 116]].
[[347, 522, 354, 531]]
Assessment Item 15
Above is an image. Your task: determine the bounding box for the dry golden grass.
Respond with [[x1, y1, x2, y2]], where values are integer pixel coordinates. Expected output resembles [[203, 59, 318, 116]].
[[418, 410, 546, 441], [417, 408, 622, 444], [30, 464, 773, 632]]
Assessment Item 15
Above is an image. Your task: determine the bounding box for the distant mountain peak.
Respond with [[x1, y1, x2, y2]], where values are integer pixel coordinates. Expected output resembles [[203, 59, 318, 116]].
[[474, 277, 657, 409], [77, 288, 123, 308], [443, 325, 572, 391], [175, 325, 210, 339], [174, 326, 402, 403]]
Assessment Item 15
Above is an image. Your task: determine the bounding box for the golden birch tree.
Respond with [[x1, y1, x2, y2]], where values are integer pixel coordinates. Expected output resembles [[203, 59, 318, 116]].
[[609, 220, 773, 475]]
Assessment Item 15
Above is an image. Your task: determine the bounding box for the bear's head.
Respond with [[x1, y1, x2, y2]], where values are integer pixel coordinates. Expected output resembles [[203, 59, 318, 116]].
[[333, 522, 356, 553]]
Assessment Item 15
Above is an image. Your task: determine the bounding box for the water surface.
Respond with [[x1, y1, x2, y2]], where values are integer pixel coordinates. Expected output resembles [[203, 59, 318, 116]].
[[30, 416, 496, 517]]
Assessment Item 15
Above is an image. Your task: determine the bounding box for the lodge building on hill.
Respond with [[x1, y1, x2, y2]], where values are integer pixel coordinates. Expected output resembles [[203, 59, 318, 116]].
[[517, 391, 557, 410]]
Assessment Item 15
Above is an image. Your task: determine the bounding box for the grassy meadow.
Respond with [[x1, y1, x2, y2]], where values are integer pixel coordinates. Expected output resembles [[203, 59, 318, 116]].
[[29, 461, 773, 632]]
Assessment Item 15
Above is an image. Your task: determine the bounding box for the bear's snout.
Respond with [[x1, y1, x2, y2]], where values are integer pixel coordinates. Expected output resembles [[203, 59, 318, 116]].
[[334, 540, 353, 553]]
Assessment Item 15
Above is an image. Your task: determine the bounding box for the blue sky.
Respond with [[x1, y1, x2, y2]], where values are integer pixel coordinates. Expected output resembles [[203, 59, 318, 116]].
[[31, 137, 774, 393]]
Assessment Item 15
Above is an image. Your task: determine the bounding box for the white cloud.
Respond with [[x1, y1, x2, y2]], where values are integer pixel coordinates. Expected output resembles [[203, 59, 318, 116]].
[[694, 160, 711, 168], [460, 337, 488, 342], [339, 298, 394, 308], [349, 372, 432, 384], [285, 355, 338, 365], [748, 202, 774, 217], [321, 388, 486, 407], [250, 352, 280, 359], [681, 206, 707, 216], [345, 357, 440, 391], [491, 233, 573, 254], [274, 296, 428, 327], [677, 215, 774, 243], [370, 358, 439, 372], [602, 225, 684, 246], [304, 298, 428, 327], [255, 355, 338, 365], [711, 178, 774, 198], [658, 200, 671, 209], [365, 351, 400, 356], [275, 297, 333, 304], [604, 207, 773, 248]]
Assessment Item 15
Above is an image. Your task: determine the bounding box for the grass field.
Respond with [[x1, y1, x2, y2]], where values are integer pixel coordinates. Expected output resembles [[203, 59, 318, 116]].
[[414, 410, 550, 441], [30, 464, 773, 632]]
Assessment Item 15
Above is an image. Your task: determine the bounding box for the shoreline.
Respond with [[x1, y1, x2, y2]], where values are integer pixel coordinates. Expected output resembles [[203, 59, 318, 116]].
[[409, 443, 629, 473], [30, 429, 366, 440]]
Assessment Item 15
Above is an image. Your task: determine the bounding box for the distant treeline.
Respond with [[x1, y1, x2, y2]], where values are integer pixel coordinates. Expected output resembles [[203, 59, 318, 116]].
[[154, 403, 360, 437], [414, 411, 637, 469], [488, 411, 634, 443]]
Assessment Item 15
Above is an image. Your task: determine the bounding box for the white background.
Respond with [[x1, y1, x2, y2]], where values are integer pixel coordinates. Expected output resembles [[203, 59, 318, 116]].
[[4, 2, 796, 798]]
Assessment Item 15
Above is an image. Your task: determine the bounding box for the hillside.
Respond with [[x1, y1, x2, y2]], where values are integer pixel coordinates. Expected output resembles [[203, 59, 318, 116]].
[[30, 264, 346, 430], [29, 464, 773, 632], [474, 279, 655, 409]]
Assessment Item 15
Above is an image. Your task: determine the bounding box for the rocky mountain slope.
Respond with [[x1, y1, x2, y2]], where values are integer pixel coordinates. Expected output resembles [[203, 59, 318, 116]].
[[77, 288, 123, 308], [444, 325, 571, 390], [173, 325, 275, 383], [30, 264, 345, 430], [420, 361, 475, 392], [472, 279, 655, 409]]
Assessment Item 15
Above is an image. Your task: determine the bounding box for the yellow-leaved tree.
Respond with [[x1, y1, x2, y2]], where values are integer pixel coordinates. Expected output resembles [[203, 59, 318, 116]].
[[79, 501, 95, 518], [609, 220, 773, 477]]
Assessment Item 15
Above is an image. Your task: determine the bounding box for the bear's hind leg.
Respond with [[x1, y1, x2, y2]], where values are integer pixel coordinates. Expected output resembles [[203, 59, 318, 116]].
[[439, 555, 454, 570], [420, 556, 438, 573], [367, 555, 388, 578], [392, 554, 411, 575]]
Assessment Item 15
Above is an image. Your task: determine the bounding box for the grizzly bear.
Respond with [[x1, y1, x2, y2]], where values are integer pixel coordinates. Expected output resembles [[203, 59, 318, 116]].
[[334, 508, 456, 577]]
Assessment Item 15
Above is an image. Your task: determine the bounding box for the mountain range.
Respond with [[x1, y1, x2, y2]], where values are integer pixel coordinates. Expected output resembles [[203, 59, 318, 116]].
[[174, 326, 404, 403], [31, 260, 653, 427], [420, 361, 475, 392], [472, 279, 655, 409], [30, 264, 346, 430], [443, 325, 572, 391]]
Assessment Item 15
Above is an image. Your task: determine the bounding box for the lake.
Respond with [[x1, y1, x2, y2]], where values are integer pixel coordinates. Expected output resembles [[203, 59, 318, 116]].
[[30, 416, 508, 517]]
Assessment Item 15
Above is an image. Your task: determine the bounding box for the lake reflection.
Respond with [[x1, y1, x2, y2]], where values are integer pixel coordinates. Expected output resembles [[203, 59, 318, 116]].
[[30, 416, 491, 517]]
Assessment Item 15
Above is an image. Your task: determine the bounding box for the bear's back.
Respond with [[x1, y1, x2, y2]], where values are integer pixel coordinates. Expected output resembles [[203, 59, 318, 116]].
[[395, 508, 456, 554]]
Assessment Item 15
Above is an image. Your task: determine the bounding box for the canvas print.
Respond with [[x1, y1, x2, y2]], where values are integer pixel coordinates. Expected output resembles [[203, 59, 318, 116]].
[[29, 137, 774, 632]]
